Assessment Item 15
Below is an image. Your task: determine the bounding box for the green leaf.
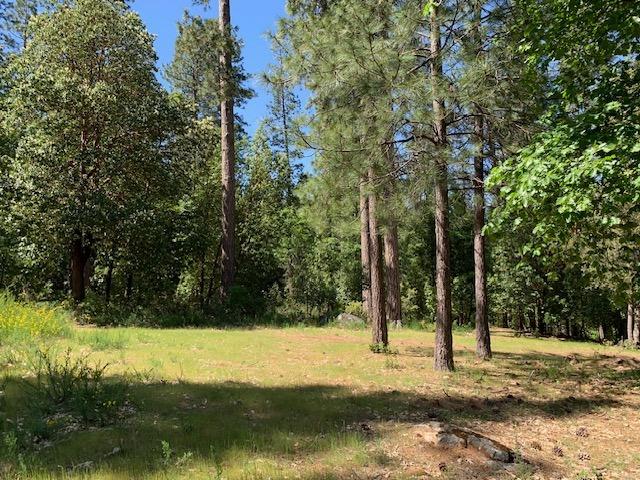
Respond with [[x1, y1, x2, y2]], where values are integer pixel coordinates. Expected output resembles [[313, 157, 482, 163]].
[[422, 1, 432, 17]]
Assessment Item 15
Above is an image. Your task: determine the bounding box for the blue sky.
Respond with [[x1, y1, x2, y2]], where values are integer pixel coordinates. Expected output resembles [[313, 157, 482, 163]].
[[131, 0, 289, 136]]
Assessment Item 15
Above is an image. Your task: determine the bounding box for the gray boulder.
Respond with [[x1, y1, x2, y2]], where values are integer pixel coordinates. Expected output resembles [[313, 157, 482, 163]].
[[335, 313, 366, 328]]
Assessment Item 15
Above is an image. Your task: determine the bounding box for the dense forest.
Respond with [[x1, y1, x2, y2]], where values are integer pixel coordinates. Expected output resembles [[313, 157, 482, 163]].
[[0, 0, 638, 373]]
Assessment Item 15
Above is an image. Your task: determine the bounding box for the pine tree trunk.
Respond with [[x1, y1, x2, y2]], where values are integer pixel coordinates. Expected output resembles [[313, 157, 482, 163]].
[[199, 252, 206, 309], [105, 261, 113, 304], [368, 168, 388, 347], [633, 304, 640, 345], [382, 145, 402, 328], [517, 311, 524, 332], [384, 223, 402, 328], [431, 5, 454, 371], [359, 180, 372, 320], [473, 114, 491, 359], [125, 272, 133, 301], [219, 0, 236, 300], [70, 235, 86, 303], [627, 302, 634, 341], [471, 1, 491, 361], [83, 252, 94, 292]]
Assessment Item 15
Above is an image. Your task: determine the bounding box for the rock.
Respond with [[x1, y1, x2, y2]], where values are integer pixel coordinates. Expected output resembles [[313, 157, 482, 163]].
[[416, 422, 515, 463], [73, 461, 94, 471], [485, 460, 503, 470], [335, 313, 366, 328], [104, 447, 122, 457], [416, 422, 466, 448], [467, 434, 513, 463], [437, 432, 467, 448]]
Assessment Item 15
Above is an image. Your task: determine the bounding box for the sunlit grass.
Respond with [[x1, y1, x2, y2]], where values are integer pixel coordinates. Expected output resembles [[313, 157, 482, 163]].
[[0, 322, 639, 479]]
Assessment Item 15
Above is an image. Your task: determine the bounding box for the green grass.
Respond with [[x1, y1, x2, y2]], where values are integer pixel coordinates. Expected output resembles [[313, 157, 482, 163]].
[[77, 329, 130, 351], [0, 325, 639, 479]]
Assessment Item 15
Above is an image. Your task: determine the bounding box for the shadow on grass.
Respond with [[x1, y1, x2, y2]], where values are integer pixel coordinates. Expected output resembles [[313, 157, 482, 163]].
[[482, 351, 640, 394], [401, 341, 640, 395], [4, 376, 621, 479]]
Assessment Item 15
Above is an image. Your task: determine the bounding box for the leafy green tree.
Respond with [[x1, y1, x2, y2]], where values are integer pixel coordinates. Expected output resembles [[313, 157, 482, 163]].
[[3, 0, 184, 302], [236, 125, 295, 301], [489, 0, 640, 328]]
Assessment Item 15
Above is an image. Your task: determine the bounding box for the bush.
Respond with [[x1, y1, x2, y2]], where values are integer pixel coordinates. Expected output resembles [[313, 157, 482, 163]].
[[73, 293, 211, 328], [0, 294, 70, 342], [23, 348, 128, 428], [369, 343, 398, 355], [344, 301, 366, 320]]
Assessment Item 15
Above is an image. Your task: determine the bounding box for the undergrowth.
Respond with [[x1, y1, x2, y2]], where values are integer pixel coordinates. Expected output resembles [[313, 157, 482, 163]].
[[0, 348, 130, 460], [0, 294, 70, 342]]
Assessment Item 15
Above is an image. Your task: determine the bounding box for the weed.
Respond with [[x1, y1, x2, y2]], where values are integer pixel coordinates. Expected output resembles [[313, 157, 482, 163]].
[[369, 343, 398, 355], [383, 358, 403, 370], [23, 348, 128, 427], [160, 440, 173, 466], [149, 358, 164, 370], [574, 468, 604, 480], [512, 449, 536, 479], [159, 440, 193, 468], [209, 447, 225, 479], [0, 294, 70, 342], [127, 367, 157, 384]]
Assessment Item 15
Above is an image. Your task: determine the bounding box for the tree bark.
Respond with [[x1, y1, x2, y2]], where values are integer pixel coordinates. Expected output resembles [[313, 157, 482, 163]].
[[382, 145, 402, 328], [70, 235, 86, 303], [105, 260, 113, 304], [368, 168, 388, 347], [633, 304, 640, 345], [359, 179, 372, 319], [199, 252, 206, 309], [431, 5, 454, 371], [471, 1, 491, 360], [627, 302, 634, 341], [473, 114, 491, 359], [125, 272, 133, 301], [598, 323, 605, 342], [219, 0, 236, 300], [384, 223, 402, 328]]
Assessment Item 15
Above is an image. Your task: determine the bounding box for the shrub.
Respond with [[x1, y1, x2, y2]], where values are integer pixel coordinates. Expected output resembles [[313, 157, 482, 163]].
[[344, 301, 366, 320], [23, 348, 128, 427], [0, 294, 70, 342], [369, 343, 398, 355]]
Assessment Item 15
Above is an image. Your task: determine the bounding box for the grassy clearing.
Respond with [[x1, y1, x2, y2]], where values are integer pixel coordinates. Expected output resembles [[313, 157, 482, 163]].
[[0, 325, 639, 479]]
